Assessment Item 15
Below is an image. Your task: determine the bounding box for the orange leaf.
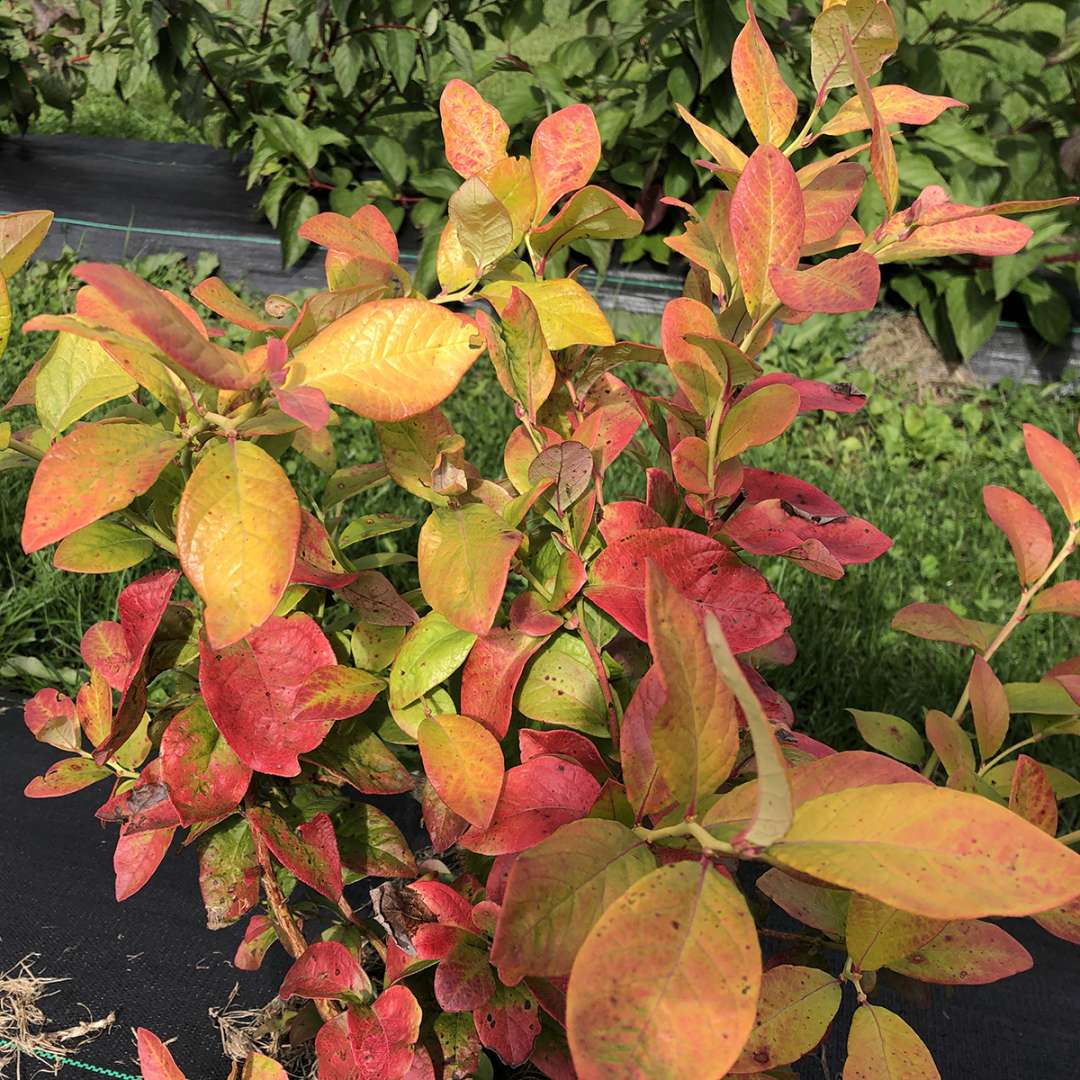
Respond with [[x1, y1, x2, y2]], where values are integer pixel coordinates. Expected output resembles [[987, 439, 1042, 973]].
[[718, 383, 801, 460], [732, 0, 798, 147], [875, 215, 1034, 264], [982, 484, 1053, 586], [802, 162, 866, 244], [22, 422, 183, 553], [418, 713, 504, 828], [177, 440, 300, 648], [888, 919, 1032, 985], [845, 31, 897, 215], [566, 862, 760, 1079], [1024, 422, 1080, 523], [843, 1004, 939, 1079], [767, 782, 1080, 919], [1009, 754, 1058, 835], [675, 104, 748, 185], [730, 145, 805, 317], [530, 104, 601, 223], [659, 296, 729, 417], [771, 251, 881, 314], [1033, 580, 1080, 616], [137, 1028, 188, 1080], [293, 298, 483, 421], [440, 80, 509, 178], [819, 85, 965, 138], [968, 656, 1010, 761], [645, 565, 740, 812], [74, 263, 257, 390]]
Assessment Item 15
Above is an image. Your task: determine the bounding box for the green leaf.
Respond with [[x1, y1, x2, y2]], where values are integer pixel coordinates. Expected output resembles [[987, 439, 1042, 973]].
[[944, 277, 1000, 360], [53, 521, 154, 574], [518, 633, 607, 736], [35, 332, 138, 436], [280, 191, 319, 268], [848, 709, 925, 766], [1017, 277, 1072, 345], [388, 612, 476, 710]]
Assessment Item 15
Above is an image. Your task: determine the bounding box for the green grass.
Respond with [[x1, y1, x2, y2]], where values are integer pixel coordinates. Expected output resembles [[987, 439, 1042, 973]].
[[3, 253, 1079, 785]]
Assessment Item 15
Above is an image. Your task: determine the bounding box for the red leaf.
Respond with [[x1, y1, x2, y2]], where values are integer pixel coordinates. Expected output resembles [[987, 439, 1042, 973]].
[[137, 1028, 187, 1080], [982, 485, 1053, 586], [315, 1012, 365, 1080], [274, 385, 331, 432], [473, 984, 541, 1067], [247, 808, 343, 903], [509, 592, 564, 636], [23, 688, 79, 751], [280, 941, 370, 1000], [160, 702, 252, 825], [730, 145, 805, 317], [531, 104, 600, 222], [199, 613, 337, 776], [598, 500, 666, 545], [460, 755, 601, 855], [1024, 423, 1080, 523], [460, 629, 547, 739], [419, 779, 469, 854], [586, 527, 790, 651], [80, 620, 132, 691], [234, 915, 276, 971], [114, 826, 174, 901], [433, 932, 496, 1011], [292, 511, 360, 589], [95, 569, 182, 762], [771, 251, 881, 314], [746, 373, 866, 414], [519, 729, 610, 782], [726, 497, 891, 570], [743, 468, 846, 512], [732, 0, 797, 147], [876, 214, 1034, 263], [968, 656, 1010, 761]]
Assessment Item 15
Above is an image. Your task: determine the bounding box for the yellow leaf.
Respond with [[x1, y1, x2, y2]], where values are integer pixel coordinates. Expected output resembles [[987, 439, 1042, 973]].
[[0, 210, 53, 277], [177, 440, 300, 648], [0, 272, 9, 359], [35, 332, 138, 436], [767, 783, 1080, 919], [482, 278, 613, 350], [292, 298, 483, 421], [843, 1004, 939, 1079]]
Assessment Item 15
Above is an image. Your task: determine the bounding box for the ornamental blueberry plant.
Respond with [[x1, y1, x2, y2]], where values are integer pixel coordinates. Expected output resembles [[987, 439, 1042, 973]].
[[7, 3, 1080, 1078]]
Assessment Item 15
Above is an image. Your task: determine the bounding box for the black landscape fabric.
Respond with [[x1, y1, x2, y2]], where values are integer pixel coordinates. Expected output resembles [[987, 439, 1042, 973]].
[[3, 697, 1080, 1078]]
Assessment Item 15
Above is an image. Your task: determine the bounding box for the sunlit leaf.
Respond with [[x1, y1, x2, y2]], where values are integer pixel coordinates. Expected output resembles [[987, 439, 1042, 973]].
[[177, 440, 300, 648], [440, 80, 509, 178], [418, 713, 504, 828], [530, 104, 600, 222], [732, 0, 798, 147]]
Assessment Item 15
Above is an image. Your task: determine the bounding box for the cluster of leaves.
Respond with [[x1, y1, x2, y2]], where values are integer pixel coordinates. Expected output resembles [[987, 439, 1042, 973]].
[[0, 0, 90, 129], [7, 4, 1080, 1076], [12, 2, 1079, 355]]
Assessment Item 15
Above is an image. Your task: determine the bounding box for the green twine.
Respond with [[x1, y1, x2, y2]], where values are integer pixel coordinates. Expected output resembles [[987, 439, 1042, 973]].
[[0, 1038, 141, 1079]]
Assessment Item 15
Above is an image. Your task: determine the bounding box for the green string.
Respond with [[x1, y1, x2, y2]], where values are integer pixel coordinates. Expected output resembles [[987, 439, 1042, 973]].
[[0, 1038, 141, 1079]]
